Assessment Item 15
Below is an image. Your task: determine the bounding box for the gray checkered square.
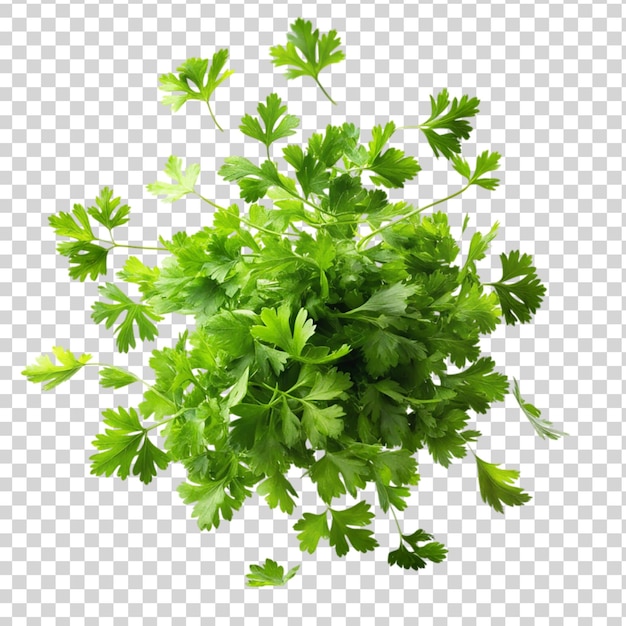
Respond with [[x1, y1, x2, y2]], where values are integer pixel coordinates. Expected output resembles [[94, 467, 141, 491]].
[[2, 0, 625, 624]]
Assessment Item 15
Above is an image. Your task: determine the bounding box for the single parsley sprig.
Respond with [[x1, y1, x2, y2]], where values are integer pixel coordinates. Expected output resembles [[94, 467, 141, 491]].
[[158, 51, 234, 130], [270, 17, 345, 104]]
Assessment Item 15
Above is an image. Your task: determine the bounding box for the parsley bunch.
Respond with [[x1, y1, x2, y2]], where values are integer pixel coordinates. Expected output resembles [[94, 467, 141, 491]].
[[24, 19, 565, 584]]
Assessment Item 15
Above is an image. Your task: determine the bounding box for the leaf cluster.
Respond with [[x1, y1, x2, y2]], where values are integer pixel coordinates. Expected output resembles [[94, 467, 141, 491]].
[[23, 18, 563, 586]]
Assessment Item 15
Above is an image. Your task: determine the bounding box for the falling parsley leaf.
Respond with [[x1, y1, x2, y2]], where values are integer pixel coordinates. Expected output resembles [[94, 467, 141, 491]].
[[512, 378, 567, 440], [246, 559, 300, 587], [158, 51, 234, 130], [270, 18, 345, 104], [474, 453, 531, 513]]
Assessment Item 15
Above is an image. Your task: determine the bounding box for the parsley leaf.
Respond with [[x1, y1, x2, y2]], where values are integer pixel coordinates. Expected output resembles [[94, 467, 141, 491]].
[[294, 511, 330, 554], [257, 473, 299, 514], [158, 51, 234, 130], [240, 93, 300, 157], [90, 407, 170, 484], [99, 366, 139, 389], [488, 250, 547, 325], [270, 18, 345, 104], [329, 501, 379, 557], [91, 283, 162, 353], [22, 346, 92, 390], [246, 559, 300, 587], [86, 186, 131, 231], [388, 529, 448, 570], [474, 453, 531, 513], [146, 156, 201, 203], [512, 378, 567, 440], [451, 150, 502, 190], [49, 188, 131, 281], [419, 89, 480, 159]]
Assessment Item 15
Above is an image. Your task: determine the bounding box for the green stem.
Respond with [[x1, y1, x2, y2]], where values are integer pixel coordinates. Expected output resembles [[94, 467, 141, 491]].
[[96, 239, 167, 252], [206, 99, 224, 132], [357, 184, 470, 250], [313, 76, 337, 106], [195, 192, 227, 212], [194, 192, 298, 239], [390, 505, 404, 538], [145, 408, 188, 431]]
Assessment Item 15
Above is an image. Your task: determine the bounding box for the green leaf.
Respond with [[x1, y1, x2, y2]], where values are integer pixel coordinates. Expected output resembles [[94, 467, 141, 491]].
[[22, 346, 92, 391], [246, 559, 300, 587], [92, 283, 162, 353], [368, 148, 421, 188], [328, 501, 378, 557], [240, 93, 300, 152], [440, 356, 508, 415], [49, 203, 94, 242], [146, 155, 201, 203], [178, 477, 246, 531], [162, 412, 207, 460], [301, 402, 345, 448], [257, 473, 298, 514], [86, 187, 131, 231], [512, 378, 567, 440], [251, 306, 315, 357], [489, 250, 547, 325], [388, 529, 448, 570], [451, 150, 501, 190], [474, 453, 531, 514], [218, 156, 287, 203], [99, 366, 139, 389], [309, 449, 369, 504], [419, 89, 480, 159], [90, 407, 169, 485], [270, 18, 345, 104], [159, 51, 234, 129], [461, 221, 500, 279], [294, 511, 330, 554]]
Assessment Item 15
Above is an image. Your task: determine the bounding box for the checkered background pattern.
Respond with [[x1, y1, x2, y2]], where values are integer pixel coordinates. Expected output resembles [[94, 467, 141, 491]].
[[2, 0, 625, 623]]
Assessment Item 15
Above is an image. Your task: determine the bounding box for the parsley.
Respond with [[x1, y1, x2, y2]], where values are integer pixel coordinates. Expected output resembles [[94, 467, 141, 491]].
[[247, 559, 300, 587], [23, 18, 564, 586], [158, 51, 234, 131], [270, 18, 345, 104]]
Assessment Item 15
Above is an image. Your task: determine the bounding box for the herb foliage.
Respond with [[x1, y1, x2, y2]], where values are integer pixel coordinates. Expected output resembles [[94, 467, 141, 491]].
[[23, 19, 564, 585]]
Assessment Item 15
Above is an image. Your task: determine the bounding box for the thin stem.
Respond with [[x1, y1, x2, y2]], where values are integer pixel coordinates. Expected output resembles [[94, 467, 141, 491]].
[[195, 192, 227, 212], [313, 76, 337, 106], [96, 239, 167, 252], [357, 184, 470, 251], [390, 506, 404, 538], [206, 99, 224, 132], [145, 408, 188, 431], [266, 145, 271, 161], [89, 363, 178, 411], [395, 124, 421, 131], [194, 192, 299, 239]]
